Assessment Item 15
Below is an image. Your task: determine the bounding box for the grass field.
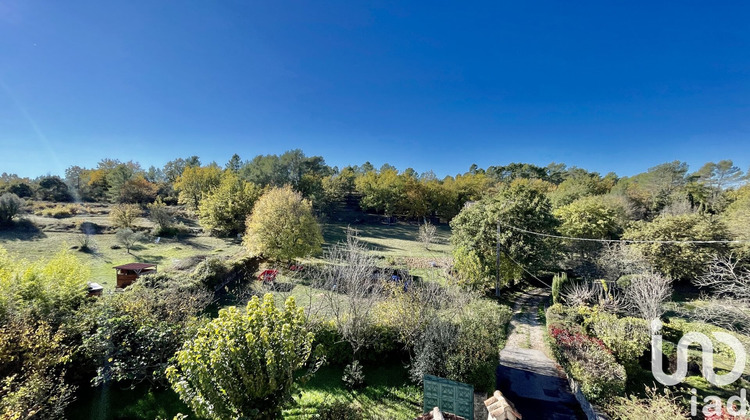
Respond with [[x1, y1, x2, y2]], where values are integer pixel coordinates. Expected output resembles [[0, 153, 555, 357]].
[[0, 211, 453, 290], [0, 215, 244, 290], [322, 221, 452, 258]]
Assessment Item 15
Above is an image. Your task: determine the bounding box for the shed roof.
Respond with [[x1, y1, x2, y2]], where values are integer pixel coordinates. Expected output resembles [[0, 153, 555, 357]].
[[113, 263, 157, 271]]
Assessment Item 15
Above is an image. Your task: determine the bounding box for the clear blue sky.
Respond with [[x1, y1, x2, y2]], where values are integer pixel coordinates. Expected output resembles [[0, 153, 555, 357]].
[[1, 1, 748, 179]]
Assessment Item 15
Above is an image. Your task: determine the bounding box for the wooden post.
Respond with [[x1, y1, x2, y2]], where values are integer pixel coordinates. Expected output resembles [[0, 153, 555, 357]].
[[496, 221, 501, 297]]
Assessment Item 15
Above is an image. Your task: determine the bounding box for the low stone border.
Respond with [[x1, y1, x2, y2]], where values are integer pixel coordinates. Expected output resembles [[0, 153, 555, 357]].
[[568, 378, 610, 420]]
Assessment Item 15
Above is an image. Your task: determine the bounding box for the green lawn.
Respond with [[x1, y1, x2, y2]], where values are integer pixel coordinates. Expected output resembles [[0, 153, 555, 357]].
[[284, 363, 422, 420], [322, 221, 452, 259]]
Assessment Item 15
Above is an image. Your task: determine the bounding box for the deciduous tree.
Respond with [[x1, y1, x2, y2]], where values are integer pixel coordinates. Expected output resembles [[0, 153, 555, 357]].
[[174, 165, 222, 210], [198, 172, 261, 236], [109, 203, 142, 229], [36, 176, 73, 202], [623, 214, 730, 279], [116, 228, 146, 254], [418, 221, 437, 250], [147, 198, 173, 234], [119, 176, 158, 204], [0, 319, 75, 419], [244, 186, 323, 261], [450, 179, 558, 290]]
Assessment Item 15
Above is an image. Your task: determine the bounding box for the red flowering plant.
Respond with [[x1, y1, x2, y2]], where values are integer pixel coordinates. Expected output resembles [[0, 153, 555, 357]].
[[549, 326, 609, 354], [704, 401, 750, 420], [547, 324, 626, 402]]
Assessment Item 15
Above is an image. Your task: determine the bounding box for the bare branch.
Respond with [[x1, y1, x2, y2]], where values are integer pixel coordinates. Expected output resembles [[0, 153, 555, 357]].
[[684, 297, 750, 335], [694, 255, 750, 302], [624, 272, 672, 320], [596, 243, 651, 282], [315, 230, 386, 358]]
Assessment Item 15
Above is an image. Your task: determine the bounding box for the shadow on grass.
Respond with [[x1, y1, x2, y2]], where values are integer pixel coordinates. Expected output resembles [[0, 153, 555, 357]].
[[66, 384, 190, 420], [324, 221, 451, 247], [302, 363, 413, 391], [269, 282, 297, 293], [178, 237, 212, 250], [290, 363, 421, 419], [0, 219, 46, 241], [133, 254, 167, 265], [355, 238, 400, 253], [323, 223, 419, 243]]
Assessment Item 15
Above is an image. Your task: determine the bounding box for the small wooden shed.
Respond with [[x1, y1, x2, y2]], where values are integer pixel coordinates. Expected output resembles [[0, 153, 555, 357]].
[[114, 263, 157, 289]]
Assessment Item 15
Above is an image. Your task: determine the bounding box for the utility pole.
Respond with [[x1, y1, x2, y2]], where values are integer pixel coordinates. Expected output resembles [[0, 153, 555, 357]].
[[496, 220, 501, 297]]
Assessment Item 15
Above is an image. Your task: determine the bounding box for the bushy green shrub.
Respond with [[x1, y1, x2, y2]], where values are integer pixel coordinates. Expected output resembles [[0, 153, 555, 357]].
[[312, 320, 402, 366], [363, 323, 401, 361], [311, 321, 355, 365], [616, 274, 636, 289], [548, 325, 626, 402], [0, 193, 23, 225], [608, 387, 688, 419], [546, 303, 585, 333], [445, 299, 512, 393], [342, 360, 365, 389], [409, 318, 458, 384], [190, 257, 228, 290], [76, 272, 212, 387], [410, 299, 512, 393], [588, 312, 650, 366]]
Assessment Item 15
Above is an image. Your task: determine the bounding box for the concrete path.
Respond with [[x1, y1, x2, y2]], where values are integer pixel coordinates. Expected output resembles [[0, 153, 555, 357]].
[[496, 289, 586, 420]]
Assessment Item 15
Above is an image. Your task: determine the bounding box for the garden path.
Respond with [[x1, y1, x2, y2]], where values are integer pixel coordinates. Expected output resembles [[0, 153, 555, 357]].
[[496, 288, 586, 419]]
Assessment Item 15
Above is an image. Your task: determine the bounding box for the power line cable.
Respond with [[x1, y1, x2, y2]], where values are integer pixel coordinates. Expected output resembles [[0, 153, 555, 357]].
[[498, 245, 553, 289], [496, 220, 750, 245]]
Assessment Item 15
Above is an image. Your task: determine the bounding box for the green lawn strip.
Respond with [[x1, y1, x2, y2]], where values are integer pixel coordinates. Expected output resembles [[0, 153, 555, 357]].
[[322, 222, 452, 258], [284, 364, 422, 419]]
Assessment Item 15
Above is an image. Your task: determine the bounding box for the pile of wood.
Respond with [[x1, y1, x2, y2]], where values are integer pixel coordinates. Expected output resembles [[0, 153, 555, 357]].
[[484, 391, 522, 420]]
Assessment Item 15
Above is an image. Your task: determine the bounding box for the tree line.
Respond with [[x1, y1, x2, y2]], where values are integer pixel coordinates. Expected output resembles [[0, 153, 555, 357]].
[[3, 151, 747, 223], [449, 160, 750, 290]]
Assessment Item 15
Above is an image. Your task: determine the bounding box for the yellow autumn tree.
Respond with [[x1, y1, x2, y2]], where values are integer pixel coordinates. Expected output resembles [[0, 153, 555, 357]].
[[244, 186, 323, 261], [173, 165, 222, 210]]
